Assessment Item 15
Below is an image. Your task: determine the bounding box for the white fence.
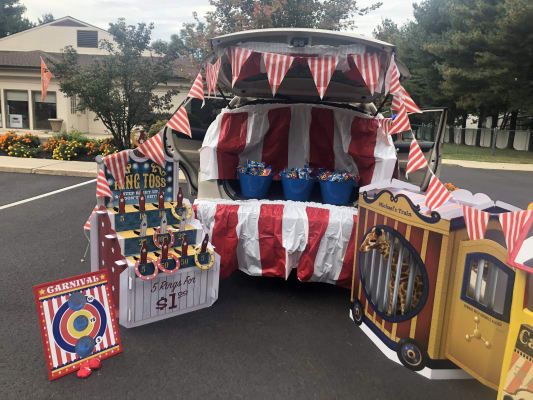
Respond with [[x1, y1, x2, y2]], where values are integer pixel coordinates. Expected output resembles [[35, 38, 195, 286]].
[[443, 127, 531, 151]]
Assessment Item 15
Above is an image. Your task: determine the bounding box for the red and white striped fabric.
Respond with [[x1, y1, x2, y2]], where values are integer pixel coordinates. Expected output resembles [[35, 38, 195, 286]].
[[228, 47, 253, 87], [406, 137, 428, 176], [392, 86, 422, 113], [307, 55, 339, 99], [206, 58, 221, 96], [137, 130, 166, 166], [187, 72, 205, 105], [83, 205, 98, 230], [499, 210, 533, 256], [352, 53, 381, 95], [96, 168, 112, 198], [425, 174, 453, 211], [388, 101, 411, 134], [167, 106, 191, 137], [195, 199, 357, 287], [503, 350, 533, 396], [262, 52, 295, 96], [199, 103, 397, 186], [103, 150, 129, 189], [462, 205, 491, 240]]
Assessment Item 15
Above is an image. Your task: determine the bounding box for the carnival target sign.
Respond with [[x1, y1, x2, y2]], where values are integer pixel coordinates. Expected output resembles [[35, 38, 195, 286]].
[[33, 270, 122, 380]]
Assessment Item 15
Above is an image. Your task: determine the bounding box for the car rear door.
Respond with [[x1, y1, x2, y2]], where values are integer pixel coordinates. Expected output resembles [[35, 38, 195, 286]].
[[394, 108, 448, 190]]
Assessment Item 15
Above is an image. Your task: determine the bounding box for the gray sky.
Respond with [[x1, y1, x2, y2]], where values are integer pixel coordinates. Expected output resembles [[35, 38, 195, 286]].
[[23, 0, 414, 42]]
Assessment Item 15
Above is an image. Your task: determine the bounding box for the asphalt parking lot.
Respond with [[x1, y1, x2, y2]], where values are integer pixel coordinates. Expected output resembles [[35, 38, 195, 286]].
[[1, 165, 528, 400]]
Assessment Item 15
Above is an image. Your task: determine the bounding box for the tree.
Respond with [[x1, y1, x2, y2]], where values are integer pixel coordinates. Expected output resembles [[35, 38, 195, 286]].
[[0, 0, 33, 38], [38, 13, 54, 25], [53, 19, 177, 149], [164, 0, 382, 65]]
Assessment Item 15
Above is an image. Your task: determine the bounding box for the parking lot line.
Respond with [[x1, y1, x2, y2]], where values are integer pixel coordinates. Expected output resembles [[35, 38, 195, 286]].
[[0, 179, 96, 210]]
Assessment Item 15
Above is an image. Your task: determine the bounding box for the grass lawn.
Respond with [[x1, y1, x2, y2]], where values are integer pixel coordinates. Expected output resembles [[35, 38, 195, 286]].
[[442, 143, 533, 164]]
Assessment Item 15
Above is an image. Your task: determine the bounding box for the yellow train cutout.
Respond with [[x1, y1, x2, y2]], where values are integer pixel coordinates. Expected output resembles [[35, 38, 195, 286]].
[[350, 188, 533, 398]]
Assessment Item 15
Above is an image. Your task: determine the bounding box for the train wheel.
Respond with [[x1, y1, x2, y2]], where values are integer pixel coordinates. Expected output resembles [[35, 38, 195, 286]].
[[397, 338, 427, 371], [350, 300, 364, 326]]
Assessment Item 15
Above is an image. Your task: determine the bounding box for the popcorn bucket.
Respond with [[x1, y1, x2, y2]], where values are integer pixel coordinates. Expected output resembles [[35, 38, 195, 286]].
[[239, 172, 273, 199], [319, 180, 355, 205], [281, 176, 315, 202]]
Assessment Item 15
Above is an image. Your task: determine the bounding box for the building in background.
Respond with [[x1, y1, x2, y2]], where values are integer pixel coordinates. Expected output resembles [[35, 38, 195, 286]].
[[0, 16, 193, 135]]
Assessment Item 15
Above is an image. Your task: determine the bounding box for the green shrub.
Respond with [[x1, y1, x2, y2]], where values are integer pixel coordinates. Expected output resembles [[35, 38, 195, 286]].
[[52, 140, 84, 160], [148, 120, 166, 137], [7, 142, 41, 158]]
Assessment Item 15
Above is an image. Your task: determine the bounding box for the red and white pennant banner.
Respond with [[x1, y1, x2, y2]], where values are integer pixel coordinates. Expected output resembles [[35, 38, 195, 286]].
[[307, 55, 339, 99], [462, 205, 491, 241], [229, 47, 253, 87], [392, 86, 422, 114], [262, 52, 295, 96], [351, 53, 381, 95], [96, 168, 112, 198], [137, 130, 166, 167], [425, 173, 452, 211], [103, 150, 129, 189], [406, 137, 428, 176], [188, 72, 205, 106], [206, 58, 221, 96], [388, 101, 411, 134], [499, 210, 533, 256], [167, 107, 191, 137]]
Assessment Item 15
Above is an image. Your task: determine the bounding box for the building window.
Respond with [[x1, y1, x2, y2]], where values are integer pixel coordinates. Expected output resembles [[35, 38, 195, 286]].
[[70, 96, 77, 114], [461, 253, 514, 322], [359, 226, 428, 321], [33, 92, 57, 130], [77, 30, 98, 48], [6, 90, 29, 129]]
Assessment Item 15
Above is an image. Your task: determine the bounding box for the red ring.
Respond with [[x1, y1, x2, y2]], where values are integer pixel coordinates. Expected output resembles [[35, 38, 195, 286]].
[[152, 227, 175, 249], [156, 253, 181, 274], [134, 256, 158, 280]]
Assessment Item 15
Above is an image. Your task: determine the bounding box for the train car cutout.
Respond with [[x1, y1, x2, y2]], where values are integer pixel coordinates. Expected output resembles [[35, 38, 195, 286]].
[[350, 185, 526, 391]]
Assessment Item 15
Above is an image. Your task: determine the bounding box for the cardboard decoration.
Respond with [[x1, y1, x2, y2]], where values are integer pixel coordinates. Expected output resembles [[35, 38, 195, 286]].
[[33, 270, 122, 380], [501, 324, 533, 398]]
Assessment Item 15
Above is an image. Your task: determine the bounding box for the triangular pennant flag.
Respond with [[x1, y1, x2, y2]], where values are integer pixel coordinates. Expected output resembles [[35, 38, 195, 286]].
[[40, 56, 53, 102], [307, 55, 339, 99], [188, 72, 205, 106], [380, 117, 394, 135], [137, 131, 166, 167], [392, 86, 422, 114], [228, 47, 253, 87], [509, 213, 533, 272], [262, 52, 295, 96], [96, 168, 113, 198], [103, 150, 129, 189], [384, 54, 402, 95], [206, 58, 221, 96], [425, 174, 453, 211], [388, 101, 411, 134], [499, 210, 533, 255], [462, 205, 491, 241], [352, 53, 381, 95], [406, 137, 428, 177], [83, 205, 99, 231], [167, 107, 191, 137]]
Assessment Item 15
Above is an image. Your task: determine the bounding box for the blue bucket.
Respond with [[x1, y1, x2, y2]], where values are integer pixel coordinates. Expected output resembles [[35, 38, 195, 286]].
[[239, 172, 273, 199], [281, 177, 315, 201], [320, 180, 355, 205]]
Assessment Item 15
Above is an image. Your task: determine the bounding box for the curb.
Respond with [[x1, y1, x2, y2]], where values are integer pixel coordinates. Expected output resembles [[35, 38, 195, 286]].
[[442, 159, 533, 171]]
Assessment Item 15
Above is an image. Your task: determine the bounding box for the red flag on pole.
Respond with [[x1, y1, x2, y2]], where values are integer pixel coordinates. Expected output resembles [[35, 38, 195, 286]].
[[352, 53, 381, 95], [462, 205, 491, 241], [167, 107, 191, 137], [307, 55, 339, 99], [103, 150, 129, 189], [206, 58, 221, 96], [229, 47, 253, 87], [188, 72, 205, 106], [406, 137, 428, 176], [262, 52, 295, 96], [40, 56, 53, 102], [425, 174, 453, 211], [137, 131, 166, 166], [499, 210, 533, 256], [83, 205, 99, 231], [96, 168, 113, 198]]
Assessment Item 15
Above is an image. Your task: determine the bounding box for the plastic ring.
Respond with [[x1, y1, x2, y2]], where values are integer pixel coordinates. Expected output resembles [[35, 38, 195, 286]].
[[152, 227, 175, 249], [134, 256, 158, 280], [171, 202, 193, 222], [156, 253, 181, 274], [193, 248, 215, 271]]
